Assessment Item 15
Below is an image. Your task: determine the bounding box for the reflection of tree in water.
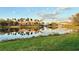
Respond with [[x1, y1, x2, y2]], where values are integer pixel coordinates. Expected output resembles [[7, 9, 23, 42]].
[[0, 28, 41, 35], [26, 32, 29, 35], [41, 28, 44, 30], [0, 28, 9, 33], [13, 33, 17, 35], [30, 32, 33, 35], [0, 28, 19, 33], [7, 33, 10, 35], [20, 32, 26, 35]]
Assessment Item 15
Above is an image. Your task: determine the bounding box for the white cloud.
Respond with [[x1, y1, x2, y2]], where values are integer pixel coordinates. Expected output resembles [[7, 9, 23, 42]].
[[38, 7, 71, 20]]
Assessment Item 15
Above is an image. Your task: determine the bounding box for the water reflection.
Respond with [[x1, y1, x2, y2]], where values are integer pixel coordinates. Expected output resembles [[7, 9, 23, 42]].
[[0, 27, 73, 41]]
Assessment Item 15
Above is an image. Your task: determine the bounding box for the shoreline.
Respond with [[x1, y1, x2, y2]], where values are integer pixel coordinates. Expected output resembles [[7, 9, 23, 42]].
[[0, 32, 79, 51]]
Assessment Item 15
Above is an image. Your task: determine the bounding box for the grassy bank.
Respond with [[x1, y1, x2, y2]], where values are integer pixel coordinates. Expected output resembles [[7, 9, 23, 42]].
[[0, 33, 79, 51], [0, 26, 40, 29]]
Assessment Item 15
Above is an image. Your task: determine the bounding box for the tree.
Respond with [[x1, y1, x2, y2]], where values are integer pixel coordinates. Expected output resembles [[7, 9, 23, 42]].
[[30, 18, 33, 21], [19, 18, 25, 21], [0, 18, 7, 26], [71, 13, 79, 26], [48, 22, 58, 29], [26, 18, 29, 21], [7, 18, 14, 26], [12, 18, 16, 21]]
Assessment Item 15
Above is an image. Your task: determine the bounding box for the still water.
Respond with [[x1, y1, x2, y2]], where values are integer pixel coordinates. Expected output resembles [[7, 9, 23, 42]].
[[0, 27, 73, 41]]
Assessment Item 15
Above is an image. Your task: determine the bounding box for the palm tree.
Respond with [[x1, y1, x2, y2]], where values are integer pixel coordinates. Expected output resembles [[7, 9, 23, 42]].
[[30, 18, 33, 21], [12, 18, 16, 21], [26, 18, 29, 21], [19, 18, 25, 21]]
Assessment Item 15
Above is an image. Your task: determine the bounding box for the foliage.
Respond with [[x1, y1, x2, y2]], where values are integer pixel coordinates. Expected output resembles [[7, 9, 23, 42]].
[[0, 18, 41, 26], [71, 13, 79, 26]]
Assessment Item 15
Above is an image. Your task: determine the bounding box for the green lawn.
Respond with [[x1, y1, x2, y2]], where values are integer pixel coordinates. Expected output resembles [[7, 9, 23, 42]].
[[0, 32, 79, 51]]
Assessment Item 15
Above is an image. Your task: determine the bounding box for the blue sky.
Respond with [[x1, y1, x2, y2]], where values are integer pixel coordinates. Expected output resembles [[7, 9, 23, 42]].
[[0, 7, 79, 21], [0, 7, 55, 19]]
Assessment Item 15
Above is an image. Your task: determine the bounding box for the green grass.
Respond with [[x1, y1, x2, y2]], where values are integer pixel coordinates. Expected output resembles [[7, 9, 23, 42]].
[[0, 32, 79, 51], [0, 26, 39, 29]]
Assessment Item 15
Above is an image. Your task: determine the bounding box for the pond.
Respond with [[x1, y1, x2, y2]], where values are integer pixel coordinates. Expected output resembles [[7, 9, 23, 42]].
[[0, 27, 73, 41]]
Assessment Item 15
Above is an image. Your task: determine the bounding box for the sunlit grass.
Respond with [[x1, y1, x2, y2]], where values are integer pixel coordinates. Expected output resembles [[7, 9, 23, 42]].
[[0, 26, 39, 29], [0, 32, 79, 51]]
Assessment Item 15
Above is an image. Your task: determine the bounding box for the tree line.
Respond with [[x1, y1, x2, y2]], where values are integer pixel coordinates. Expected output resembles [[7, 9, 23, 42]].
[[0, 18, 42, 26]]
